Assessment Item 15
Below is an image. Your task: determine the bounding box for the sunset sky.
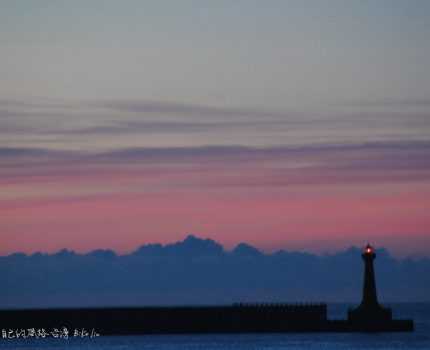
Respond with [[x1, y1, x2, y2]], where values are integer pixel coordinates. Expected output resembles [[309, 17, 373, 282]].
[[1, 1, 430, 257]]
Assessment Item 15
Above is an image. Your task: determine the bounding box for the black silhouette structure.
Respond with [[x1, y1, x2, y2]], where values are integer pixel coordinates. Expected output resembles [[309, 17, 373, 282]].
[[0, 244, 414, 334], [348, 243, 393, 324]]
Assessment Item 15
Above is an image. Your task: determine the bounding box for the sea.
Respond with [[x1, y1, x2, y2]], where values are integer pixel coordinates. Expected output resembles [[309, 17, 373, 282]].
[[0, 304, 429, 350]]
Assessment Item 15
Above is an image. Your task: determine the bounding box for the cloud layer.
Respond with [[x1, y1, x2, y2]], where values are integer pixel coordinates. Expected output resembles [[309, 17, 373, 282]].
[[1, 235, 429, 308]]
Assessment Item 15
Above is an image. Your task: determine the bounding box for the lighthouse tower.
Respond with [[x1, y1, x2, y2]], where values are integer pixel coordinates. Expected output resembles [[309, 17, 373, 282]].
[[348, 244, 392, 323]]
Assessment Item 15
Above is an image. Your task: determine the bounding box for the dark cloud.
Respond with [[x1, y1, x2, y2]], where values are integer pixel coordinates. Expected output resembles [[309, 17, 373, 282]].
[[0, 147, 68, 158], [94, 140, 430, 167], [2, 140, 430, 168], [0, 235, 429, 308]]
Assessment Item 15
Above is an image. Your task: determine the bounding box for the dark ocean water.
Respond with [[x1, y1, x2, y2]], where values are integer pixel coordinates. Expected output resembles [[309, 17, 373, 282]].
[[1, 304, 429, 350]]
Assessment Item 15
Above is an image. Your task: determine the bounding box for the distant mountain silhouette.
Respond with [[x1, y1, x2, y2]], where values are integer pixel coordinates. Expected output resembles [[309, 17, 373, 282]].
[[0, 235, 429, 308], [232, 243, 264, 257]]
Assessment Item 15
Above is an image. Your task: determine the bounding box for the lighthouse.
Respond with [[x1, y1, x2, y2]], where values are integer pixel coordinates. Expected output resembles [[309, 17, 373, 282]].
[[361, 243, 380, 308], [348, 244, 392, 323]]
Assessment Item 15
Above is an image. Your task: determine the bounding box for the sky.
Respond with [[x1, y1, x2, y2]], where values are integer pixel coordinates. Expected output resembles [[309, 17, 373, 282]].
[[1, 1, 430, 257]]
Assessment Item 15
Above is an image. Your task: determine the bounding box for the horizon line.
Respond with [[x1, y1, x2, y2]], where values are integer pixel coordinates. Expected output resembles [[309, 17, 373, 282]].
[[2, 234, 429, 260]]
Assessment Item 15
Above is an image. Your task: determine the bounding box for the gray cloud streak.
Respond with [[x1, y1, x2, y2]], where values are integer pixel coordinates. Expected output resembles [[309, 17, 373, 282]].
[[2, 141, 430, 187]]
